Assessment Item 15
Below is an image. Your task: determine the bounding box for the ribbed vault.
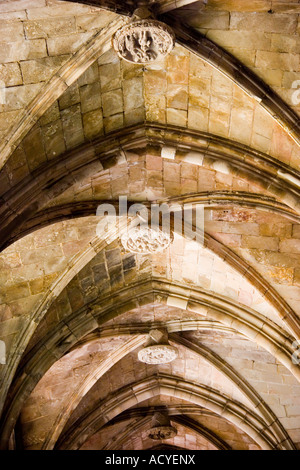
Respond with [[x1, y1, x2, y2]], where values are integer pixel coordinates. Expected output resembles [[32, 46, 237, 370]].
[[0, 0, 300, 452]]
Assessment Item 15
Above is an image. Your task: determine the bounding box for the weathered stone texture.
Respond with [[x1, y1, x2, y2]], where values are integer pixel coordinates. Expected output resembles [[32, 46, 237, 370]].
[[0, 0, 300, 453]]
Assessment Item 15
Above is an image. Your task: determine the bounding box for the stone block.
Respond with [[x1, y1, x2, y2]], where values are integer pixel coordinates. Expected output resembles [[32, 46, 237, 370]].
[[292, 225, 300, 238], [206, 221, 260, 235], [123, 77, 143, 112], [242, 235, 279, 251], [163, 161, 180, 182], [27, 3, 91, 19], [188, 77, 210, 109], [58, 82, 80, 110], [167, 84, 188, 110], [20, 245, 63, 266], [280, 239, 300, 254], [47, 31, 94, 56], [251, 133, 270, 154], [77, 62, 99, 87], [4, 82, 43, 111], [167, 68, 189, 85], [256, 51, 299, 71], [232, 177, 249, 191], [207, 30, 271, 50], [227, 48, 256, 67], [252, 250, 300, 269], [167, 53, 189, 73], [61, 104, 84, 149], [42, 119, 66, 159], [0, 62, 22, 87], [0, 39, 47, 63], [253, 106, 274, 139], [209, 110, 230, 138], [121, 59, 143, 80], [188, 106, 209, 132], [103, 112, 124, 133], [76, 11, 116, 32], [165, 109, 186, 130], [180, 178, 198, 194], [0, 20, 25, 41], [39, 101, 60, 126], [144, 70, 167, 94], [252, 67, 283, 87], [271, 33, 300, 54], [260, 223, 292, 238], [214, 233, 242, 247], [197, 168, 215, 192], [92, 263, 108, 284], [29, 273, 56, 295], [146, 169, 163, 189], [229, 107, 253, 145], [6, 146, 27, 173], [190, 11, 230, 30], [0, 10, 27, 21], [23, 125, 47, 171], [211, 71, 233, 97], [99, 61, 121, 93], [145, 95, 166, 123], [0, 1, 46, 13], [124, 107, 145, 126], [180, 162, 198, 180], [2, 282, 30, 303]]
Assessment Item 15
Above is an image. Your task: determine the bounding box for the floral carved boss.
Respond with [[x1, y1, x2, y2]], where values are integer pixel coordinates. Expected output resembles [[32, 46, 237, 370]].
[[113, 19, 175, 64]]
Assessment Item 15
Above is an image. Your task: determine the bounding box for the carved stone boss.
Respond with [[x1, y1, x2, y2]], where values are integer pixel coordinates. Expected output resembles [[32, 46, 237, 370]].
[[113, 19, 175, 64]]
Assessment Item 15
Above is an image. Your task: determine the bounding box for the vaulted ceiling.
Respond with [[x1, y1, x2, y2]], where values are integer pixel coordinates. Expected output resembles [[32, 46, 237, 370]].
[[0, 0, 300, 451]]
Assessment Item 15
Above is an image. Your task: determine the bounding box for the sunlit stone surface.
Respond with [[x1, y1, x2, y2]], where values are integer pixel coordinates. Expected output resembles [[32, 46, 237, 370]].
[[113, 20, 175, 64], [1, 0, 300, 453], [147, 412, 177, 440], [147, 425, 178, 440]]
